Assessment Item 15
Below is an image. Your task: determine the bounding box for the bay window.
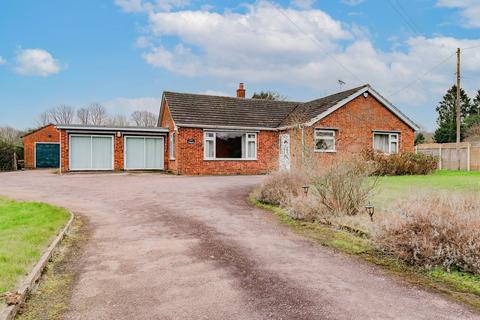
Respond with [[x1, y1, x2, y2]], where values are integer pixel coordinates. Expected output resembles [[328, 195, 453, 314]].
[[373, 132, 399, 154], [314, 129, 336, 152], [204, 132, 257, 160]]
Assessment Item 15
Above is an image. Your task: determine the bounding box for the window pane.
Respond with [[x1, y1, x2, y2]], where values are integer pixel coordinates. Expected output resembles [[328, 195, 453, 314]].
[[205, 140, 214, 158], [126, 137, 145, 169], [170, 133, 175, 159], [315, 138, 334, 151], [391, 141, 398, 153], [247, 141, 256, 158], [373, 134, 389, 153], [92, 137, 112, 169], [146, 138, 163, 169], [215, 132, 242, 158], [317, 131, 334, 137], [71, 136, 91, 169]]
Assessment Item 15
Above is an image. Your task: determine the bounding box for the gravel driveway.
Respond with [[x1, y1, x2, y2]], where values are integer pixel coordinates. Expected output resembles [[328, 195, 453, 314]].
[[0, 170, 478, 320]]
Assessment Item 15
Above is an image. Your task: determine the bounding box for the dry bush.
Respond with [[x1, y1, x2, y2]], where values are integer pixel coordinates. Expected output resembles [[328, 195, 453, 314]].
[[255, 170, 309, 206], [312, 157, 377, 216], [363, 150, 437, 176], [286, 195, 320, 221], [375, 192, 480, 274]]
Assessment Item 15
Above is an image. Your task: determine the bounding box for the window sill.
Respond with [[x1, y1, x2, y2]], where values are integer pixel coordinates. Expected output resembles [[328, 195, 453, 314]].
[[169, 158, 176, 161], [204, 158, 258, 161], [314, 150, 336, 153]]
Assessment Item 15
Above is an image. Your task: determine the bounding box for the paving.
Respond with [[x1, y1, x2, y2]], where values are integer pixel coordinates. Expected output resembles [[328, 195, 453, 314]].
[[0, 170, 478, 320]]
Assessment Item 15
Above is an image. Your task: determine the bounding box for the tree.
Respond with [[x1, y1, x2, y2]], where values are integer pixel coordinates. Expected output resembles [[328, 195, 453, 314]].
[[35, 111, 50, 127], [47, 105, 75, 125], [130, 110, 157, 127], [414, 132, 425, 145], [109, 114, 130, 126], [251, 91, 287, 101], [88, 103, 109, 125], [77, 107, 91, 125], [433, 85, 472, 143], [0, 127, 23, 145]]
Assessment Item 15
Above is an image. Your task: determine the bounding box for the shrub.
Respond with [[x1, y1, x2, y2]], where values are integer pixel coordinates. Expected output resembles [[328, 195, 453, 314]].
[[255, 170, 308, 206], [363, 150, 438, 176], [0, 140, 22, 171], [375, 192, 480, 274], [286, 195, 321, 221], [312, 158, 377, 216]]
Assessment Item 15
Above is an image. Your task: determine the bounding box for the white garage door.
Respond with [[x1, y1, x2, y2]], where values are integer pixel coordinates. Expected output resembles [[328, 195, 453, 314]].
[[125, 136, 164, 170], [70, 135, 114, 171]]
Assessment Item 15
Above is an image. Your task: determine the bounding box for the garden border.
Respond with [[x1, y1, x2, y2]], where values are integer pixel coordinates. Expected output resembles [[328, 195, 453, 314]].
[[0, 210, 75, 320]]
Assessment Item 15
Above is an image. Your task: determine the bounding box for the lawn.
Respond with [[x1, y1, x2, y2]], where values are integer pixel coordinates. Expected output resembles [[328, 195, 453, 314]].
[[0, 197, 70, 294], [374, 170, 480, 210]]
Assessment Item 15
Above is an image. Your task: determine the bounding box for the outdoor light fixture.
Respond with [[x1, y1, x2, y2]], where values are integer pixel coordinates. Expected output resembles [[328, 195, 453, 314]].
[[365, 202, 375, 222], [302, 185, 310, 197]]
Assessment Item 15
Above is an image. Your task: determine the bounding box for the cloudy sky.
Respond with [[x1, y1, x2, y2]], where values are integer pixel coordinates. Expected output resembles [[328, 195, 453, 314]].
[[1, 0, 480, 130]]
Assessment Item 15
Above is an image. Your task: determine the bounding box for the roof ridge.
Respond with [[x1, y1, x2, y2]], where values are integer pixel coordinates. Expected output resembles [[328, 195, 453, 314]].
[[164, 91, 301, 104]]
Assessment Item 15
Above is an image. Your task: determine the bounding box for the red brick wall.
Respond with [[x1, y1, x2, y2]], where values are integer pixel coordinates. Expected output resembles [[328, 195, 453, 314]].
[[289, 94, 415, 168], [22, 124, 60, 169], [160, 101, 177, 173], [175, 128, 279, 175]]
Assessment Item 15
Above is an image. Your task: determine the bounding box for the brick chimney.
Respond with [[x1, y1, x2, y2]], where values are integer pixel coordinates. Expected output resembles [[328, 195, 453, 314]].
[[236, 82, 246, 98]]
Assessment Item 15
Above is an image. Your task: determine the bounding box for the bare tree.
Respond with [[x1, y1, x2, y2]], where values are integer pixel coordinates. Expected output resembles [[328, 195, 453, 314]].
[[48, 105, 75, 124], [130, 110, 157, 127], [88, 103, 108, 125], [35, 111, 51, 127], [0, 127, 22, 145], [108, 114, 130, 127], [77, 107, 91, 125]]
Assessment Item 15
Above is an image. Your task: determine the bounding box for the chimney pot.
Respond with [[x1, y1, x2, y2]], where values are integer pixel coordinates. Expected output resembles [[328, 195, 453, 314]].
[[236, 82, 246, 98]]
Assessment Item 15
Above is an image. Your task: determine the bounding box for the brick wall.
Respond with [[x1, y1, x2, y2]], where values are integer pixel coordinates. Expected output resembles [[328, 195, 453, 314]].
[[289, 94, 415, 168], [160, 101, 178, 173], [175, 128, 279, 175], [22, 124, 60, 169]]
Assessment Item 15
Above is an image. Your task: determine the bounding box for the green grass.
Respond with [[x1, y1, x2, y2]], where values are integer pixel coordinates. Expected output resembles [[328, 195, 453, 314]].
[[250, 194, 480, 311], [0, 197, 70, 294], [373, 170, 480, 210]]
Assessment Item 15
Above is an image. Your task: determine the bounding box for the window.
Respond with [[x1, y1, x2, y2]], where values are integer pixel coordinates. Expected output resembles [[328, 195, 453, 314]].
[[204, 132, 257, 160], [373, 132, 399, 154], [314, 129, 335, 152], [170, 132, 176, 160]]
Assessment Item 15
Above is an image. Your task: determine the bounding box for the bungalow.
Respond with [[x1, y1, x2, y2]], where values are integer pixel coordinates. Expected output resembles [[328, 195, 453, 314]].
[[23, 83, 418, 174]]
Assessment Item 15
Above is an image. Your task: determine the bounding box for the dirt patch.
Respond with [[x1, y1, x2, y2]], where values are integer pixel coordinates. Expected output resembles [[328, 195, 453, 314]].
[[15, 216, 90, 320]]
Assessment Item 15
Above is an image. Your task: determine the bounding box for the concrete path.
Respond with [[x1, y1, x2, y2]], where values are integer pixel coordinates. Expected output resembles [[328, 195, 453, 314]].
[[0, 170, 478, 320]]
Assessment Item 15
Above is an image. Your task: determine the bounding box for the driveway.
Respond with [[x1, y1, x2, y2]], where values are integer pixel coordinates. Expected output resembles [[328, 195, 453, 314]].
[[0, 170, 478, 320]]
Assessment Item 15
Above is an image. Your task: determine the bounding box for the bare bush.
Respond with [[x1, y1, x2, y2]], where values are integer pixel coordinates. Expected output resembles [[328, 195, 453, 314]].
[[255, 170, 308, 206], [363, 150, 437, 175], [286, 195, 321, 221], [375, 192, 480, 274], [312, 158, 377, 216]]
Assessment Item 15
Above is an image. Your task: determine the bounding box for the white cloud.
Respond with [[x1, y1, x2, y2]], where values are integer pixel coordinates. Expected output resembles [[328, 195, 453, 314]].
[[437, 0, 480, 28], [121, 1, 480, 130], [0, 56, 6, 65], [103, 97, 163, 114], [14, 49, 62, 76], [291, 0, 315, 9], [341, 0, 364, 6], [115, 0, 189, 12]]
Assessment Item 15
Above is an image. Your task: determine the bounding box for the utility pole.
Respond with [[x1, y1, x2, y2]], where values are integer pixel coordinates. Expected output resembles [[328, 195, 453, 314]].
[[456, 48, 461, 170]]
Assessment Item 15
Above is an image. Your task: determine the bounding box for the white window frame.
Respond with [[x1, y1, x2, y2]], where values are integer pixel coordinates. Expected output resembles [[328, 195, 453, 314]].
[[169, 132, 176, 160], [124, 136, 165, 170], [203, 131, 257, 161], [69, 134, 114, 171], [314, 129, 336, 153], [373, 132, 399, 154]]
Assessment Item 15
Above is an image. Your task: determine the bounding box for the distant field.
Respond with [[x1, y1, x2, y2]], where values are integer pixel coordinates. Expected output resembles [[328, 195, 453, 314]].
[[0, 197, 69, 294]]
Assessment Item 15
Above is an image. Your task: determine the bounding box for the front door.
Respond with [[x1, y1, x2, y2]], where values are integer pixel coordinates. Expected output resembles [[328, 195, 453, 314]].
[[279, 133, 291, 171]]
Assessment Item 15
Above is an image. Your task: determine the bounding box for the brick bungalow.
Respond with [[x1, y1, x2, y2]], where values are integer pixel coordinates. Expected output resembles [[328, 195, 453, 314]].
[[23, 83, 418, 174]]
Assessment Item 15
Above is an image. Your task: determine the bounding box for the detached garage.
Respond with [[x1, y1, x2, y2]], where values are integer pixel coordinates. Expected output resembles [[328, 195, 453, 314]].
[[56, 125, 168, 172], [22, 124, 61, 169]]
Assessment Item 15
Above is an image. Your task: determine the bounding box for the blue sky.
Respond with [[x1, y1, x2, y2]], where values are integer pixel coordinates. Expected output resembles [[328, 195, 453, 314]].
[[1, 0, 480, 130]]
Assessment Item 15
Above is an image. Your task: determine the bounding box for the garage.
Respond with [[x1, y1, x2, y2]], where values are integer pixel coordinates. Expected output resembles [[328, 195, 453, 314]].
[[70, 135, 114, 171], [125, 136, 164, 170], [35, 143, 60, 168]]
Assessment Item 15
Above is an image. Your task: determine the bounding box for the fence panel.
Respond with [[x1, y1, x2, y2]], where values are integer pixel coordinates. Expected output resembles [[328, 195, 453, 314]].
[[416, 142, 473, 171]]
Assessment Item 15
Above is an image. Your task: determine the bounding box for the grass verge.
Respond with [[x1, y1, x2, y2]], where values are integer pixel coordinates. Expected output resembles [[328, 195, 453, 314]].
[[16, 216, 88, 320], [0, 197, 70, 294], [250, 196, 480, 311]]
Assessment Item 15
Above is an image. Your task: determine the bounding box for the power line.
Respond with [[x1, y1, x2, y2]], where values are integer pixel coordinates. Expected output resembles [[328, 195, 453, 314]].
[[387, 51, 456, 98], [462, 44, 480, 51], [392, 0, 423, 35], [271, 3, 364, 84], [388, 0, 422, 36]]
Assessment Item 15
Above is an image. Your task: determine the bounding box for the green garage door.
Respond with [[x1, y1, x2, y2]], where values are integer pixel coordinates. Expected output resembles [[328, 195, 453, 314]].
[[35, 143, 60, 168]]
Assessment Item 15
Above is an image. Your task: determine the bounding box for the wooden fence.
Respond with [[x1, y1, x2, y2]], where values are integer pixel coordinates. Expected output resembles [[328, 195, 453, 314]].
[[416, 142, 480, 171]]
